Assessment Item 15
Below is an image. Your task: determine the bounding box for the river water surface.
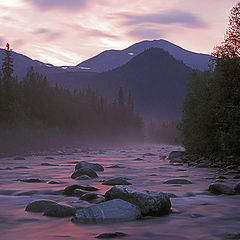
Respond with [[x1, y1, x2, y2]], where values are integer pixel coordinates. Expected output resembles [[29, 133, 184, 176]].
[[0, 144, 240, 240]]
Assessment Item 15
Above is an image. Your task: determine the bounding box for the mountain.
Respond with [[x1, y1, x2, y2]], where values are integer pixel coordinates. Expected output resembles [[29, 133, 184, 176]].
[[73, 48, 193, 120], [77, 39, 212, 72], [0, 49, 67, 80]]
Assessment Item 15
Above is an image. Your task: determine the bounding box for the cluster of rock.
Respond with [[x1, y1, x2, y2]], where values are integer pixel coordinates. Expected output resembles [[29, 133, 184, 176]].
[[25, 160, 172, 224], [168, 151, 240, 169]]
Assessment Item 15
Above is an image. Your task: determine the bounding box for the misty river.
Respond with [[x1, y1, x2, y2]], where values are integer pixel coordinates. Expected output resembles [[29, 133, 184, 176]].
[[0, 144, 240, 240]]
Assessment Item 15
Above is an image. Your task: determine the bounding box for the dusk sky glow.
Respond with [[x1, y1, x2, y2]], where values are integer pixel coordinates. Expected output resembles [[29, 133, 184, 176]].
[[0, 0, 238, 66]]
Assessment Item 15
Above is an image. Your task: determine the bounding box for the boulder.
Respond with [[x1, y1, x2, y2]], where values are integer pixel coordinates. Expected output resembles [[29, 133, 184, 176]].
[[75, 161, 104, 172], [71, 167, 98, 179], [76, 175, 91, 180], [25, 200, 57, 212], [64, 184, 99, 196], [105, 186, 171, 216], [163, 179, 192, 184], [209, 183, 235, 195], [43, 204, 76, 217], [96, 232, 127, 239], [102, 177, 132, 186], [72, 199, 141, 223], [234, 182, 240, 193], [80, 192, 103, 201]]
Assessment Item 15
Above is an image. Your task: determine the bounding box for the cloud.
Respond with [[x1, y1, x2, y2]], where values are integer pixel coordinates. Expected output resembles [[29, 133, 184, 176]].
[[128, 27, 163, 39], [33, 28, 62, 41], [120, 9, 207, 28], [0, 36, 5, 46], [24, 0, 87, 11]]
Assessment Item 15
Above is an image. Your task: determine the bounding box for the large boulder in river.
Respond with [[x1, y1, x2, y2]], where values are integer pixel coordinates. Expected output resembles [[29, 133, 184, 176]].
[[72, 199, 141, 223], [105, 186, 171, 216], [75, 161, 104, 172], [43, 204, 76, 217], [102, 177, 132, 186], [25, 199, 57, 212], [71, 167, 98, 179], [168, 151, 185, 163], [209, 183, 235, 195]]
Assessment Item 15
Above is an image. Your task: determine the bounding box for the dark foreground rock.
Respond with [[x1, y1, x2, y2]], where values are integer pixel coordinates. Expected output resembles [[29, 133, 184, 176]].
[[163, 179, 192, 184], [105, 186, 171, 216], [209, 183, 235, 195], [72, 199, 141, 223], [75, 161, 104, 172], [102, 177, 132, 186], [25, 200, 57, 212], [71, 167, 98, 179], [96, 232, 127, 239], [43, 204, 76, 217]]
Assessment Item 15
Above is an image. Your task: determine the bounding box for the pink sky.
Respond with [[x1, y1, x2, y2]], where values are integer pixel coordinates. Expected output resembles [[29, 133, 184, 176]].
[[0, 0, 238, 66]]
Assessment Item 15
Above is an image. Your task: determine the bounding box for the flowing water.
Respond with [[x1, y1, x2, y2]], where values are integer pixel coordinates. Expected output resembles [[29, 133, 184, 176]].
[[0, 144, 240, 240]]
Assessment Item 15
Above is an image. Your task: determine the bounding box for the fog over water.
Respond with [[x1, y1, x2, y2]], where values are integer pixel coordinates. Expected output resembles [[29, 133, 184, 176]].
[[0, 144, 240, 240]]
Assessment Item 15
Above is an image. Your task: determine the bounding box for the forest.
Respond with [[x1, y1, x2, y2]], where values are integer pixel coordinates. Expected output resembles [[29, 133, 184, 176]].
[[0, 44, 143, 151]]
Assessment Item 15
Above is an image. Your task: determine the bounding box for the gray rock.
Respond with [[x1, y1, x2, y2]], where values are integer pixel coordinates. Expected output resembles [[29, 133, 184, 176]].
[[48, 181, 60, 184], [105, 186, 171, 216], [25, 200, 57, 212], [76, 175, 91, 180], [75, 161, 104, 172], [168, 151, 185, 162], [209, 183, 235, 195], [43, 204, 76, 217], [163, 179, 192, 184], [72, 199, 141, 223], [234, 182, 240, 193], [96, 232, 127, 239], [188, 162, 198, 167], [64, 184, 99, 196], [74, 189, 88, 197], [102, 177, 132, 186], [80, 192, 103, 201], [71, 167, 98, 179]]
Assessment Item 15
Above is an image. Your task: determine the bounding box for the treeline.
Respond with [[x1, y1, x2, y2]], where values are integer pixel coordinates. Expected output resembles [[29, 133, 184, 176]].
[[146, 120, 180, 144], [0, 44, 143, 148], [179, 2, 240, 158]]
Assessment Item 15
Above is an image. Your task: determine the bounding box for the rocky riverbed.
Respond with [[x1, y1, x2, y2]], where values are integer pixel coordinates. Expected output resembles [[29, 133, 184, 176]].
[[0, 144, 240, 240]]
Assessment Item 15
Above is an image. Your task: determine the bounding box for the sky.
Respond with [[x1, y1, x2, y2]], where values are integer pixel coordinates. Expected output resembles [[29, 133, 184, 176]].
[[0, 0, 238, 66]]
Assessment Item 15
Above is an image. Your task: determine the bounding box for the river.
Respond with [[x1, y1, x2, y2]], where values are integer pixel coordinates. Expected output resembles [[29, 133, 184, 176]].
[[0, 144, 239, 240]]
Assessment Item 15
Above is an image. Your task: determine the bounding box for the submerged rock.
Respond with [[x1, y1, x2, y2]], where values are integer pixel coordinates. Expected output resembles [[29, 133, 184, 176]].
[[71, 167, 98, 179], [43, 204, 76, 217], [106, 165, 125, 168], [105, 186, 171, 216], [25, 200, 57, 212], [14, 157, 25, 160], [209, 183, 235, 195], [75, 161, 104, 172], [163, 179, 192, 184], [80, 192, 104, 202], [76, 175, 92, 180], [41, 163, 59, 166], [72, 199, 141, 223], [20, 178, 45, 183], [96, 232, 127, 239], [48, 181, 60, 184], [102, 177, 132, 186]]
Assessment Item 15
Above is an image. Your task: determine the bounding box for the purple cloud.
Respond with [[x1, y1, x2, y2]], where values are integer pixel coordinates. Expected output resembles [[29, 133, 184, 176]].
[[24, 0, 87, 11], [120, 9, 207, 28], [33, 28, 62, 41], [128, 27, 163, 39]]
